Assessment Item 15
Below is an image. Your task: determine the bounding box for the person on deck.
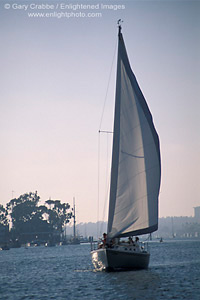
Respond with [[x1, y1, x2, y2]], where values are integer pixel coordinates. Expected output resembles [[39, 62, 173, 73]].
[[102, 233, 107, 247], [128, 236, 133, 244], [135, 237, 139, 243], [135, 237, 140, 249]]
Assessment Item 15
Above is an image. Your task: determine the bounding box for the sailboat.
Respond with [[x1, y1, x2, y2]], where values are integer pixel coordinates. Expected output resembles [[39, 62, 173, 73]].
[[70, 198, 80, 244], [91, 22, 161, 271]]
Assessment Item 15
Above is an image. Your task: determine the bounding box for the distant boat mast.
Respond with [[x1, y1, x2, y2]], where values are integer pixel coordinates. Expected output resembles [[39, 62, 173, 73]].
[[171, 217, 175, 238], [73, 197, 76, 238]]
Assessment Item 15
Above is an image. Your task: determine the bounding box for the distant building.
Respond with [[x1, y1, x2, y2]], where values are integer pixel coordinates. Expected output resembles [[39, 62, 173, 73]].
[[194, 206, 200, 222]]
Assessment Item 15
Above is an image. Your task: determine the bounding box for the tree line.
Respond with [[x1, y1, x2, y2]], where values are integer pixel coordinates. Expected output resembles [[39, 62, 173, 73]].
[[0, 191, 72, 246]]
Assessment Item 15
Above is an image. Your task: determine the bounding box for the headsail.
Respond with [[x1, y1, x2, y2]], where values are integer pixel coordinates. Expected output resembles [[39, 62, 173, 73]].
[[107, 26, 161, 239]]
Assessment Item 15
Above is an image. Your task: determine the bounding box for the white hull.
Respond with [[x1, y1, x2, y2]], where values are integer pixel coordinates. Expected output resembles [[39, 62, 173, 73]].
[[91, 245, 150, 271]]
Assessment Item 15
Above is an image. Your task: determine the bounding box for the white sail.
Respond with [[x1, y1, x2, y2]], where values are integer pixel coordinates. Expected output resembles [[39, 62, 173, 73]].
[[107, 29, 161, 239]]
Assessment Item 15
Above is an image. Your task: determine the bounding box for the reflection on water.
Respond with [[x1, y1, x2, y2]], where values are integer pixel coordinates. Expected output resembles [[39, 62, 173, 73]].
[[0, 240, 200, 299], [103, 269, 160, 299]]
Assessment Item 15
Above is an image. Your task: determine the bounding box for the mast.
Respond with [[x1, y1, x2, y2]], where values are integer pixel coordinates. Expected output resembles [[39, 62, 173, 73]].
[[107, 20, 123, 238], [107, 21, 161, 239], [171, 217, 175, 238], [73, 197, 76, 238], [117, 19, 123, 37]]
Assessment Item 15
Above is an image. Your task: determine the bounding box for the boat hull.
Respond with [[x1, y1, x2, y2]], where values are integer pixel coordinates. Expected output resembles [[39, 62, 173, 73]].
[[91, 246, 150, 271]]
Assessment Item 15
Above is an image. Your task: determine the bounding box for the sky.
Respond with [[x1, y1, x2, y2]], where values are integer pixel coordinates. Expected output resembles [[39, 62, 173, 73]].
[[0, 0, 200, 224]]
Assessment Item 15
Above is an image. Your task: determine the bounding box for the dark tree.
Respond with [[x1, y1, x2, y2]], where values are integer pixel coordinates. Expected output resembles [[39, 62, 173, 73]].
[[0, 204, 9, 245], [7, 191, 40, 230], [45, 199, 72, 233], [5, 192, 72, 244], [0, 204, 8, 227], [6, 192, 51, 243]]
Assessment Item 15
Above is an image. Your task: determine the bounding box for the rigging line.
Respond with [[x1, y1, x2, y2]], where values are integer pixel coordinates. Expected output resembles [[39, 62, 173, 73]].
[[97, 39, 117, 238], [99, 38, 118, 131], [99, 130, 113, 134], [100, 177, 110, 235], [100, 132, 111, 234], [105, 132, 109, 210], [97, 131, 100, 239]]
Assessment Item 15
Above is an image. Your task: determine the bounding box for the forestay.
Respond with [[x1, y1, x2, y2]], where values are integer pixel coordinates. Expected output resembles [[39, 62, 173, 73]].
[[107, 29, 161, 239]]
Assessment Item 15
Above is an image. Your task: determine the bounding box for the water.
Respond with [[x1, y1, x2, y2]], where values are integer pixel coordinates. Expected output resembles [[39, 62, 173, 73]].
[[0, 240, 200, 300]]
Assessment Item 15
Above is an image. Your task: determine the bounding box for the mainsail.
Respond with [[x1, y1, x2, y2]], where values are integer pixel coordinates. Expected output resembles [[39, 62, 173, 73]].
[[107, 27, 161, 239]]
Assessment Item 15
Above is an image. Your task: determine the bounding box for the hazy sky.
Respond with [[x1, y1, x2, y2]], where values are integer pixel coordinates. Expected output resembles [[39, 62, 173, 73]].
[[0, 0, 200, 224]]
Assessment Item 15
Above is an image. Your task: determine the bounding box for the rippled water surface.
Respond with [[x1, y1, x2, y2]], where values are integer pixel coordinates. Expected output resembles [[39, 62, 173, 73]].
[[0, 240, 200, 299]]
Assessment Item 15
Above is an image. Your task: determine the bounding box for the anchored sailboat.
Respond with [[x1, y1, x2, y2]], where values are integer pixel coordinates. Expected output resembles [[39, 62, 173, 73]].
[[70, 197, 80, 244], [91, 22, 161, 271]]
